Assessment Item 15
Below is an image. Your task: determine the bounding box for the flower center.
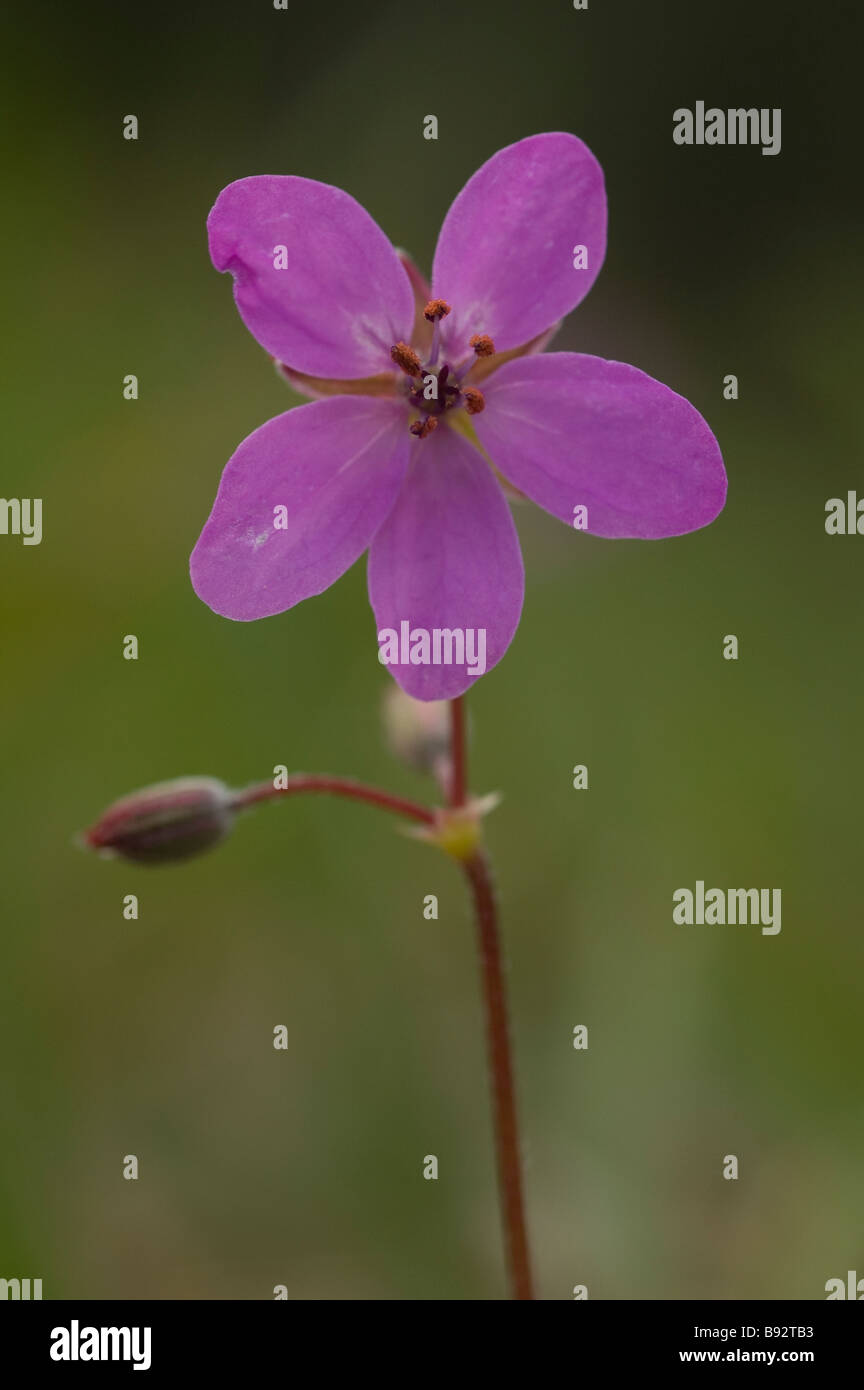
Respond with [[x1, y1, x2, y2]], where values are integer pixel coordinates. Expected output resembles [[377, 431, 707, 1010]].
[[389, 300, 491, 438]]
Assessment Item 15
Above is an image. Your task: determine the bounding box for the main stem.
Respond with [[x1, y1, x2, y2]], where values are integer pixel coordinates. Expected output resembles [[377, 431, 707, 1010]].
[[450, 699, 534, 1300], [230, 711, 534, 1298], [449, 696, 467, 806]]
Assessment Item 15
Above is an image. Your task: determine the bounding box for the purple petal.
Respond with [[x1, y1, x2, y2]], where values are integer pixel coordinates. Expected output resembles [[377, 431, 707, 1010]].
[[474, 353, 727, 538], [367, 425, 524, 700], [191, 397, 409, 620], [432, 133, 607, 357], [208, 176, 414, 378]]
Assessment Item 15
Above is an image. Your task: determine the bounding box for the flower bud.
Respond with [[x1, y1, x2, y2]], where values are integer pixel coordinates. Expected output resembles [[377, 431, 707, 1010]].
[[83, 777, 235, 865], [382, 686, 451, 781]]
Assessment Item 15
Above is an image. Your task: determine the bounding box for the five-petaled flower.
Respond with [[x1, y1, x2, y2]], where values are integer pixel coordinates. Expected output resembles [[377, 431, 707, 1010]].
[[191, 133, 726, 700]]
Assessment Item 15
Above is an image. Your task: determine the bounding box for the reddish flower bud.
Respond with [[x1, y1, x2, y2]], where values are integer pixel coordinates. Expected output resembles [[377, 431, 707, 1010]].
[[83, 777, 235, 865]]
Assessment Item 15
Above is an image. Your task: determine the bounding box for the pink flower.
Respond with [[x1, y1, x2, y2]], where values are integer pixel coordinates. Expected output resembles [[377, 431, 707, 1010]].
[[191, 133, 726, 700]]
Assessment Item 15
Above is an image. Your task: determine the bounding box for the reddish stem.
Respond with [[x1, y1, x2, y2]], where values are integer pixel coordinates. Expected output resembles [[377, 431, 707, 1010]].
[[231, 775, 435, 825], [449, 696, 467, 806], [231, 708, 534, 1300], [450, 695, 534, 1300], [462, 849, 534, 1301]]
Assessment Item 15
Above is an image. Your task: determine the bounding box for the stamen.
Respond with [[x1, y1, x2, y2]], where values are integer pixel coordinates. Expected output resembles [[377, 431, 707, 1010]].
[[424, 300, 451, 367], [390, 342, 422, 377], [409, 416, 438, 438], [463, 388, 485, 415], [469, 333, 495, 357]]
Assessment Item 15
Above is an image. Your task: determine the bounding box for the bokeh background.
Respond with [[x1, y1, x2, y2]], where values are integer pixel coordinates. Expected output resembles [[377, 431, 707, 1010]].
[[1, 0, 861, 1300]]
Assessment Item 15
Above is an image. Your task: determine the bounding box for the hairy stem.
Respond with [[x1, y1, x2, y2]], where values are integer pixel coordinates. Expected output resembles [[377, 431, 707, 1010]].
[[449, 696, 467, 806], [232, 709, 534, 1299], [450, 699, 534, 1300], [231, 775, 435, 825]]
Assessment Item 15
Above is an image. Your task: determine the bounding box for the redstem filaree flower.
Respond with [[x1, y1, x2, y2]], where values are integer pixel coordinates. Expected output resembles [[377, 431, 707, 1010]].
[[190, 133, 726, 700]]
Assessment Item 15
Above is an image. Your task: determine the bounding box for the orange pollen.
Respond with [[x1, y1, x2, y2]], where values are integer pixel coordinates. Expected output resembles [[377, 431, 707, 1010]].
[[470, 334, 495, 357], [463, 388, 485, 415], [409, 416, 438, 438], [391, 340, 425, 375], [390, 342, 422, 376], [423, 298, 451, 322]]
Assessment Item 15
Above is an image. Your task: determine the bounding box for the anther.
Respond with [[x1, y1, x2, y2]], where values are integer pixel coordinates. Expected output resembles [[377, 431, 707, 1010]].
[[409, 416, 439, 438], [423, 299, 451, 322], [469, 334, 495, 357], [463, 388, 485, 415], [390, 342, 422, 377]]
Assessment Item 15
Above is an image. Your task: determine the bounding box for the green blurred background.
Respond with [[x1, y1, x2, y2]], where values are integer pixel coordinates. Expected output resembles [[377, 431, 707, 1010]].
[[1, 0, 861, 1299]]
